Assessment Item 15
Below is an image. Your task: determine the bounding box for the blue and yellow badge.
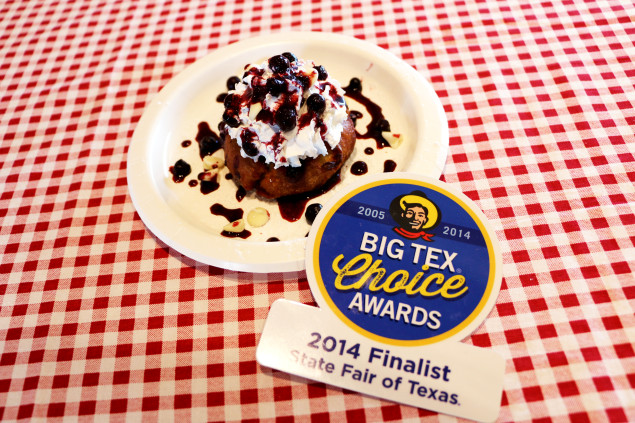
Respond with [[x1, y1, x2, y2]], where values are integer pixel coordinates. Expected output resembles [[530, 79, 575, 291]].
[[306, 173, 502, 346]]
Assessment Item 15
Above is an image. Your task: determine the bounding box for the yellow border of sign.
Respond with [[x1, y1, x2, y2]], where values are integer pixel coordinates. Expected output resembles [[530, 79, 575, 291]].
[[312, 178, 497, 346]]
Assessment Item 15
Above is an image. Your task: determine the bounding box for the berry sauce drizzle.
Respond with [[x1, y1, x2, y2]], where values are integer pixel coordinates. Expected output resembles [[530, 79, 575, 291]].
[[196, 122, 222, 159], [211, 204, 251, 238], [344, 79, 391, 149], [235, 186, 246, 202], [221, 229, 251, 239], [199, 178, 220, 195], [277, 172, 342, 222], [210, 203, 243, 222]]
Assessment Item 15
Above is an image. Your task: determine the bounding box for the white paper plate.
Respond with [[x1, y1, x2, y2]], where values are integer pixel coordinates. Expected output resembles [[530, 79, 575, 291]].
[[127, 32, 448, 273]]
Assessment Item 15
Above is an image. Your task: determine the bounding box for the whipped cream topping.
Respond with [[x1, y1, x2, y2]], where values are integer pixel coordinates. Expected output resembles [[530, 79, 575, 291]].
[[222, 54, 349, 168]]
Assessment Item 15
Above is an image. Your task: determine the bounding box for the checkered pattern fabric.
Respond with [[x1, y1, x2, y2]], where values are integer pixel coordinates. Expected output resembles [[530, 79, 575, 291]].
[[1, 0, 633, 421]]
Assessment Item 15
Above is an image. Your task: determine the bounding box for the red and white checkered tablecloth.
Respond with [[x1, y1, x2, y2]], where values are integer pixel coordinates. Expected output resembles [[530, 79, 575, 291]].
[[1, 0, 633, 421]]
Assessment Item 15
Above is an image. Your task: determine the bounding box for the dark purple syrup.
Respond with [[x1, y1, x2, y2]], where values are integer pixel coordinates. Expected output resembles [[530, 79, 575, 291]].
[[364, 147, 374, 155], [196, 122, 222, 159], [188, 180, 198, 187], [169, 159, 191, 183], [266, 237, 280, 242], [221, 229, 251, 239], [277, 199, 310, 223], [198, 172, 220, 194], [200, 179, 220, 194], [349, 110, 363, 127], [210, 203, 243, 222], [344, 79, 391, 149], [211, 204, 250, 239], [384, 160, 397, 172], [236, 186, 246, 202], [181, 140, 192, 148], [277, 172, 342, 222], [351, 161, 368, 175]]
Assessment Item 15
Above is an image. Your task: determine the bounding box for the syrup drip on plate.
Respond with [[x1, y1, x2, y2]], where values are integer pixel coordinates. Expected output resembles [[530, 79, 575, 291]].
[[210, 203, 243, 222], [200, 179, 220, 194], [221, 229, 251, 239], [277, 171, 342, 222], [196, 122, 222, 159], [235, 185, 247, 202], [198, 172, 220, 194], [211, 204, 251, 239], [344, 78, 391, 149]]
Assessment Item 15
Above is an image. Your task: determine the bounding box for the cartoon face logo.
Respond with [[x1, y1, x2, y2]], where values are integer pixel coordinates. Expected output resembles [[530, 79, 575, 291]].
[[389, 190, 441, 241]]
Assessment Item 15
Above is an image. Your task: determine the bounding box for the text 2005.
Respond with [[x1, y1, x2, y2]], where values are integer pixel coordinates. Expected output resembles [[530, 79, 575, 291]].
[[357, 206, 385, 220]]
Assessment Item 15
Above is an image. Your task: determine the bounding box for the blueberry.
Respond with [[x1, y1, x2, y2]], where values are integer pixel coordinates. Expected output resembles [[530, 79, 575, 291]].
[[305, 203, 323, 224], [242, 140, 258, 156], [266, 76, 286, 96], [226, 76, 241, 90], [347, 77, 362, 92], [224, 93, 236, 109], [197, 130, 222, 157], [275, 104, 297, 131], [306, 93, 326, 114], [377, 119, 391, 132], [333, 94, 346, 106], [314, 65, 328, 80], [296, 74, 311, 91], [240, 129, 259, 156], [173, 159, 191, 176], [170, 159, 191, 182], [282, 52, 297, 63], [223, 111, 240, 128], [268, 54, 290, 74], [251, 84, 267, 103]]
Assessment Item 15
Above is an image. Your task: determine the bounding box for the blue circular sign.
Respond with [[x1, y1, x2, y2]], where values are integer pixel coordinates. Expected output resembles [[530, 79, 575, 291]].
[[306, 174, 501, 345]]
